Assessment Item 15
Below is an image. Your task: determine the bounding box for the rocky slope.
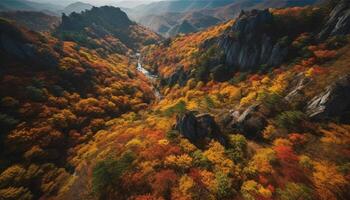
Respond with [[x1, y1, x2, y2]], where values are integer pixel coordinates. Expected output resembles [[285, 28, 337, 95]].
[[0, 11, 60, 32], [56, 6, 161, 52]]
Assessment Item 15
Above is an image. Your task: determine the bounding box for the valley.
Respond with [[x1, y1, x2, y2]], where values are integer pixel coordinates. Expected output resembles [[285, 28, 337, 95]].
[[0, 0, 350, 200]]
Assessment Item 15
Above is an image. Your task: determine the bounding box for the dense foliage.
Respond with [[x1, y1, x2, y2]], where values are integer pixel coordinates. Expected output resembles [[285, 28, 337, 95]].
[[1, 1, 350, 200]]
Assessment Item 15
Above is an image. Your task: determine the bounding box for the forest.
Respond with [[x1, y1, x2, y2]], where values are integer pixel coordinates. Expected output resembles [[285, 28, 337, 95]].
[[0, 0, 349, 200]]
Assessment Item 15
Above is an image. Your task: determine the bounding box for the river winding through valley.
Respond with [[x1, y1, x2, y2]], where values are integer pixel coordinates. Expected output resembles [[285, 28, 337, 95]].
[[136, 53, 162, 99]]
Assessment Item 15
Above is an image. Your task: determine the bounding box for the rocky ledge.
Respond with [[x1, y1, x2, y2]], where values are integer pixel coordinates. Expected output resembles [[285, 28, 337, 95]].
[[306, 74, 350, 122]]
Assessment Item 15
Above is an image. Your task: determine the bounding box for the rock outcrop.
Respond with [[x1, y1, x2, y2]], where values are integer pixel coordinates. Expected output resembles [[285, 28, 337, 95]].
[[228, 104, 267, 139], [318, 0, 350, 40], [175, 112, 227, 145], [219, 9, 289, 71], [285, 73, 312, 102], [306, 75, 350, 122]]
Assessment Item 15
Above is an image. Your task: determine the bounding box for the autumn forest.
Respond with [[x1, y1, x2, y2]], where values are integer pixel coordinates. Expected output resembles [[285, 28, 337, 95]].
[[0, 0, 349, 200]]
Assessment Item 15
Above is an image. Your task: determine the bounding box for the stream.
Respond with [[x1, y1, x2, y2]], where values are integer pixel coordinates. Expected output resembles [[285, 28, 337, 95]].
[[136, 53, 162, 99]]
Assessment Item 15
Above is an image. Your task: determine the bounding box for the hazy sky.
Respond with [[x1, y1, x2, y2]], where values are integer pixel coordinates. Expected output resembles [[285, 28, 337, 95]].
[[30, 0, 161, 7]]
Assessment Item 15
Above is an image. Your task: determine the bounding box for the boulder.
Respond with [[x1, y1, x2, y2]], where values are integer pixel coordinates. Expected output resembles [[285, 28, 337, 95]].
[[318, 0, 350, 40], [229, 104, 267, 139], [306, 75, 350, 122], [175, 112, 226, 145]]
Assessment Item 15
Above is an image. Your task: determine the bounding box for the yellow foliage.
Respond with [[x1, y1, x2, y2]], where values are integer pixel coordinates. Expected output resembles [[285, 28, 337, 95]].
[[158, 139, 170, 146], [165, 154, 193, 170], [320, 123, 350, 145], [179, 139, 197, 153], [179, 175, 195, 196], [312, 161, 347, 200], [262, 124, 277, 140], [269, 72, 290, 94], [204, 141, 234, 174], [273, 138, 292, 147], [249, 148, 276, 174], [240, 92, 257, 106]]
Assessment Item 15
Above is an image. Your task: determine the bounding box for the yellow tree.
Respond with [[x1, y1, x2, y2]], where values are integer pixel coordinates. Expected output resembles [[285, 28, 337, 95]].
[[312, 161, 347, 200]]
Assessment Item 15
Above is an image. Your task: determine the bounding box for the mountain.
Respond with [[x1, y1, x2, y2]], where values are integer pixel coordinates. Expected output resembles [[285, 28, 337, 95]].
[[55, 6, 161, 52], [0, 11, 60, 32], [0, 14, 157, 199], [63, 2, 93, 14], [0, 0, 63, 14], [134, 0, 321, 36], [132, 0, 235, 16], [1, 1, 350, 200]]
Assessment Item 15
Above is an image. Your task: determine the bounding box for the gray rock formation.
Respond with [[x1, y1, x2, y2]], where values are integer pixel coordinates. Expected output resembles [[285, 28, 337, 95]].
[[219, 9, 288, 71], [306, 74, 350, 121], [285, 73, 312, 102], [229, 104, 267, 138], [175, 112, 227, 145], [318, 0, 350, 40]]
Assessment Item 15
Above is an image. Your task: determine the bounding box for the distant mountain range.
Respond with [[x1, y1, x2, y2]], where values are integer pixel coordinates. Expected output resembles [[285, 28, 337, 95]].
[[0, 11, 60, 32], [129, 0, 323, 37], [0, 0, 63, 14]]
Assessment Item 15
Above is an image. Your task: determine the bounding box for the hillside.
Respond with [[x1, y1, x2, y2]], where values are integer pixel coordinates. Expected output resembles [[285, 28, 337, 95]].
[[0, 15, 156, 199], [55, 6, 161, 53], [0, 0, 62, 14], [0, 11, 60, 32], [0, 0, 350, 200], [133, 0, 321, 37]]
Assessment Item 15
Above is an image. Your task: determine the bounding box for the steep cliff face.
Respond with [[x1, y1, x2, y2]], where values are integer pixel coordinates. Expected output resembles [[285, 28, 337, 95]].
[[219, 9, 289, 71], [306, 74, 350, 122], [318, 0, 350, 39]]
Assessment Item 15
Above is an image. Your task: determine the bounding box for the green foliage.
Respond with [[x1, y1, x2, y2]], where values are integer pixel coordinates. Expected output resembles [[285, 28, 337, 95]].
[[229, 72, 248, 85], [166, 130, 179, 142], [25, 86, 47, 101], [277, 182, 313, 200], [194, 45, 225, 81], [92, 151, 135, 197], [163, 100, 187, 116], [215, 172, 234, 199], [0, 114, 19, 128], [275, 110, 306, 130], [226, 134, 247, 163], [258, 92, 285, 112], [192, 150, 211, 169]]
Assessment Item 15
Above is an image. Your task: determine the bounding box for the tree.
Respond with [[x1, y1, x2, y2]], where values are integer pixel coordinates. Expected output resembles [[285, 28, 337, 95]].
[[312, 161, 347, 200], [215, 172, 234, 199], [203, 141, 234, 174], [150, 169, 177, 198], [92, 151, 135, 198], [274, 111, 305, 130], [226, 134, 247, 163], [277, 182, 313, 200], [0, 187, 33, 200]]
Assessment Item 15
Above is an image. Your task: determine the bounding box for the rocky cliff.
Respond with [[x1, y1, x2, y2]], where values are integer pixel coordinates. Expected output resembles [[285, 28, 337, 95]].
[[219, 9, 289, 71], [318, 0, 350, 39]]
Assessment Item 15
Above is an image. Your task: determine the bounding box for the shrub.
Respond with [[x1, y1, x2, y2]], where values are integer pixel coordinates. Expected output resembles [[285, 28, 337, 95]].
[[92, 151, 135, 197], [275, 111, 305, 130], [277, 182, 313, 200]]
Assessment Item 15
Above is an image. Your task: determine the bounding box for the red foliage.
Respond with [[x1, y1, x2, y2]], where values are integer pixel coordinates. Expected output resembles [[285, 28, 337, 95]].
[[274, 145, 304, 182], [288, 133, 307, 146], [141, 144, 181, 160], [150, 169, 178, 197]]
